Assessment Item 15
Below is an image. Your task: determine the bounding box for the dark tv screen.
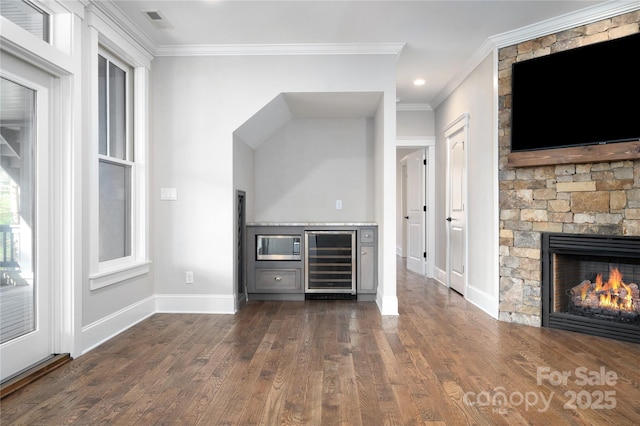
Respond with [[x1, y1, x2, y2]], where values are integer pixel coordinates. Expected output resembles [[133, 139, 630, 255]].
[[511, 32, 640, 152]]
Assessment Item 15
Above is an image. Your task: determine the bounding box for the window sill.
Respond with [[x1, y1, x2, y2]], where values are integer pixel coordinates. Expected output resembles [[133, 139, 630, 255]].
[[89, 260, 151, 290]]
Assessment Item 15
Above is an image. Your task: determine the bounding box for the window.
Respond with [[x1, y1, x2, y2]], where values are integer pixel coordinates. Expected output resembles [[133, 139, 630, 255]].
[[88, 12, 151, 290], [0, 0, 50, 42], [98, 52, 133, 263]]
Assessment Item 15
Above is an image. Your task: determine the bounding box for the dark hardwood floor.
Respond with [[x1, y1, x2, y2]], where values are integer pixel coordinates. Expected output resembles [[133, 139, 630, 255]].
[[1, 258, 639, 425]]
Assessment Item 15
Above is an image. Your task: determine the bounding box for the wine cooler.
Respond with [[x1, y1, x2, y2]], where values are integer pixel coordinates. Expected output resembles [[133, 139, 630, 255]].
[[305, 231, 356, 296]]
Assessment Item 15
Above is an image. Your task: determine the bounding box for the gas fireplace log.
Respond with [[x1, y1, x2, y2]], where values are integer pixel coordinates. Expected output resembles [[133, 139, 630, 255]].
[[631, 283, 639, 300], [569, 280, 640, 312], [569, 280, 592, 307]]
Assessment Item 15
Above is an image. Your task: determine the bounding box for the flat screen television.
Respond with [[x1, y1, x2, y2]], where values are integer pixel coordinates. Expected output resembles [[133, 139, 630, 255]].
[[511, 32, 640, 152]]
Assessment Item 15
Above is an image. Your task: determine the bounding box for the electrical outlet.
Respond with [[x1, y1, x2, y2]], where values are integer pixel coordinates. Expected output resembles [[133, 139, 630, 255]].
[[186, 271, 194, 284], [336, 200, 342, 210]]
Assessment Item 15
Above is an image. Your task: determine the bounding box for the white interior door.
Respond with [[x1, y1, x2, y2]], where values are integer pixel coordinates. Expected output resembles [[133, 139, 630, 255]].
[[405, 149, 425, 275], [447, 127, 466, 295], [0, 54, 53, 381]]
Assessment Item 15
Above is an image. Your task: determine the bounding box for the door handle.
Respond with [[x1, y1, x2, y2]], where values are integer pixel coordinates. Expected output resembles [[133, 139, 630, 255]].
[[446, 217, 453, 222], [404, 216, 409, 219]]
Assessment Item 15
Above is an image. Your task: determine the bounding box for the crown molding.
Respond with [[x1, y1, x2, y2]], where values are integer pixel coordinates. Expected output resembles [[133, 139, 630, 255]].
[[154, 42, 406, 57], [489, 0, 640, 49], [396, 103, 433, 112], [431, 0, 639, 109], [87, 0, 157, 59]]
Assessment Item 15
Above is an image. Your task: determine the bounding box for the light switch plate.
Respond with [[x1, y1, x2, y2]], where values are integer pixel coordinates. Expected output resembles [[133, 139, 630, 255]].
[[161, 187, 177, 200]]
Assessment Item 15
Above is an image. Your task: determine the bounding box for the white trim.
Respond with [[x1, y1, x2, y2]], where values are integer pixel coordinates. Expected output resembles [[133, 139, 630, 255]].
[[89, 261, 151, 290], [87, 19, 151, 290], [396, 136, 435, 147], [155, 294, 236, 314], [443, 112, 470, 137], [0, 16, 74, 74], [490, 0, 640, 49], [396, 103, 433, 112], [33, 0, 85, 18], [466, 285, 499, 320], [491, 48, 501, 320], [431, 1, 639, 109], [434, 267, 448, 287], [1, 8, 83, 364], [154, 42, 406, 58], [396, 140, 436, 279], [88, 0, 156, 56], [376, 294, 399, 316], [85, 5, 152, 68], [444, 113, 470, 297], [81, 296, 156, 354]]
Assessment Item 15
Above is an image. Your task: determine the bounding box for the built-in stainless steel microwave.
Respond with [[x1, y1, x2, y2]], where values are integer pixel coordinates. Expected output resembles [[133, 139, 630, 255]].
[[256, 235, 301, 260]]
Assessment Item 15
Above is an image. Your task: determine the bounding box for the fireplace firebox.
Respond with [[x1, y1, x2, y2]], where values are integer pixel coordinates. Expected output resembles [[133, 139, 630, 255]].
[[542, 233, 640, 344]]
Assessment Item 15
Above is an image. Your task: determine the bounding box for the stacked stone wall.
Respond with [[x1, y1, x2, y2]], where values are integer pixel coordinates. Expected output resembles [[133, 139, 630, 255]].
[[497, 11, 640, 326]]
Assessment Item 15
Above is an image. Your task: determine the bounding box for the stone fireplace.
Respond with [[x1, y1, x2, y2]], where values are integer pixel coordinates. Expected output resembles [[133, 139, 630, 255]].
[[498, 11, 640, 329]]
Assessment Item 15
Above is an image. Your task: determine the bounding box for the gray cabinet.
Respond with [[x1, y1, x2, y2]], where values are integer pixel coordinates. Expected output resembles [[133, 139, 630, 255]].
[[357, 227, 377, 299], [246, 226, 305, 300], [246, 224, 376, 301]]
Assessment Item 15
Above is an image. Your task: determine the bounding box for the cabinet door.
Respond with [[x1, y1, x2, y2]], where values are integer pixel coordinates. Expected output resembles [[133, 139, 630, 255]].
[[359, 245, 375, 292]]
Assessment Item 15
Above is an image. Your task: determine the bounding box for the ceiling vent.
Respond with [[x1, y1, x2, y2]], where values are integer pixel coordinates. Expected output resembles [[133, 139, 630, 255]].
[[141, 10, 173, 29]]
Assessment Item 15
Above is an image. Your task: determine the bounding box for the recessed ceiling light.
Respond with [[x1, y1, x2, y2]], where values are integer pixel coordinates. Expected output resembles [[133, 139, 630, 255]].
[[413, 78, 426, 86]]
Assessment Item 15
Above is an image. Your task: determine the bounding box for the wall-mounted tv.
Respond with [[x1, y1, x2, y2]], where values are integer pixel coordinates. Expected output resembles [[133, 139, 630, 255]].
[[511, 32, 640, 153]]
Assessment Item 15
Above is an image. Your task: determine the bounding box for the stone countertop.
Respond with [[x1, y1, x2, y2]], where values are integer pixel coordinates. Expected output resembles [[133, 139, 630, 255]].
[[247, 222, 377, 227]]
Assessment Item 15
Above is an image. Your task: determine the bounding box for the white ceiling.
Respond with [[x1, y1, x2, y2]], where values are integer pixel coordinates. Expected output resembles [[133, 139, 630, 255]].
[[108, 0, 614, 108]]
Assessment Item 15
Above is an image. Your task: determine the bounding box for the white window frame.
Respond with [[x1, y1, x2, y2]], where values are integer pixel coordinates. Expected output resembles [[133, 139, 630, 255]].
[[87, 9, 150, 290], [97, 48, 134, 262]]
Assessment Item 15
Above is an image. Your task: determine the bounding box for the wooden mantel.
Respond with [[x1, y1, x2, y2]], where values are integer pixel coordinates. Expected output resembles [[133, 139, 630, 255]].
[[507, 140, 640, 168]]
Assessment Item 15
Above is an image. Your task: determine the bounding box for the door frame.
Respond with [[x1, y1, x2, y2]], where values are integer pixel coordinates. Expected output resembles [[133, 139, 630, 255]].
[[444, 113, 469, 296], [396, 138, 435, 278], [0, 57, 75, 381], [1, 28, 80, 365]]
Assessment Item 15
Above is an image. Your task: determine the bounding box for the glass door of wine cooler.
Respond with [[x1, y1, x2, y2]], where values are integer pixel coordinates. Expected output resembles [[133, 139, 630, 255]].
[[305, 231, 356, 294]]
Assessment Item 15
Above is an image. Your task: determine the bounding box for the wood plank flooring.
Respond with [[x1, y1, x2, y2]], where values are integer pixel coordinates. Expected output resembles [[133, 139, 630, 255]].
[[1, 258, 639, 425]]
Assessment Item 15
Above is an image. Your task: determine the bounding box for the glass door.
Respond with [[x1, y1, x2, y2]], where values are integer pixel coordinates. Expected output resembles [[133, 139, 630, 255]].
[[0, 55, 53, 382], [305, 231, 355, 293]]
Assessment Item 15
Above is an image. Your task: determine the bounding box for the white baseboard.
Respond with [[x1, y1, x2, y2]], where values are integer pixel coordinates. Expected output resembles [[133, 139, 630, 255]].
[[434, 267, 447, 287], [155, 294, 236, 314], [466, 285, 499, 320], [377, 294, 398, 315], [81, 294, 236, 355], [396, 246, 403, 257], [81, 295, 155, 355]]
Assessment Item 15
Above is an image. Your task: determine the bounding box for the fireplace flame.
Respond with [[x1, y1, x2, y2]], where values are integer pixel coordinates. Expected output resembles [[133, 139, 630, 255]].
[[590, 268, 634, 311]]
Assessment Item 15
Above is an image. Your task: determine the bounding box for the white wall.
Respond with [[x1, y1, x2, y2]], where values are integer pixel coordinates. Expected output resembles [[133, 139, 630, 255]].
[[254, 118, 374, 222], [434, 53, 498, 318], [153, 54, 398, 314], [233, 136, 255, 224], [397, 109, 434, 138], [374, 96, 397, 313]]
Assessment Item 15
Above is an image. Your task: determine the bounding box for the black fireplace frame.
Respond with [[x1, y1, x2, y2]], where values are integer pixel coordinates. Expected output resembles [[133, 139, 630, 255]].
[[541, 232, 640, 344]]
